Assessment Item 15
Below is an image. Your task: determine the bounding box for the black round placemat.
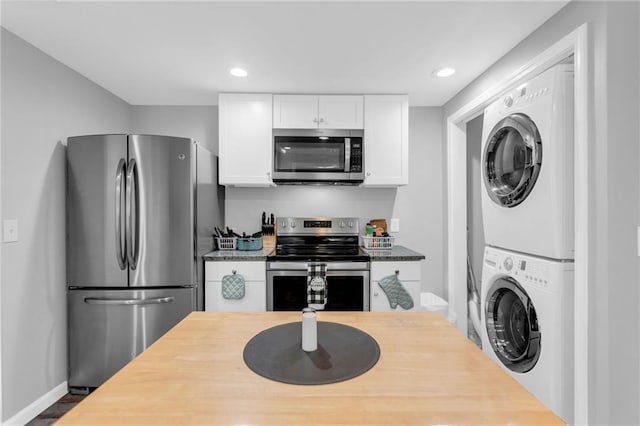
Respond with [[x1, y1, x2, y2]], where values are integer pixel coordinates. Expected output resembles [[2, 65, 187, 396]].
[[243, 321, 380, 385]]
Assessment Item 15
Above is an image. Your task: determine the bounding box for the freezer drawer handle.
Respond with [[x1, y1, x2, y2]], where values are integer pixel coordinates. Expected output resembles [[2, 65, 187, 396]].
[[114, 158, 127, 270], [83, 296, 175, 306]]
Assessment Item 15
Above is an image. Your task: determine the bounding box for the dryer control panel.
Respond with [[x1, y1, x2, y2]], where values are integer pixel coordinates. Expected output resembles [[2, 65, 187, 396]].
[[484, 248, 550, 290]]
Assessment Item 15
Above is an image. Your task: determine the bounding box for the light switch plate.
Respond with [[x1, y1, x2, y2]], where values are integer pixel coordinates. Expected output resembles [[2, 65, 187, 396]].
[[3, 219, 18, 243], [390, 218, 400, 233]]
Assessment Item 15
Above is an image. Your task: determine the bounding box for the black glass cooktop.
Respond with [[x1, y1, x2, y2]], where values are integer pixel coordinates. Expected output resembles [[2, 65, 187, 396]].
[[267, 235, 370, 262]]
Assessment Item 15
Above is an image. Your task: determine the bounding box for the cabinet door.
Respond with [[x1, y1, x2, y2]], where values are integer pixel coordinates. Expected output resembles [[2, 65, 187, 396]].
[[363, 95, 409, 186], [371, 279, 421, 312], [370, 261, 421, 312], [219, 93, 273, 186], [205, 261, 267, 312], [205, 281, 266, 312], [273, 95, 319, 129], [318, 95, 364, 129]]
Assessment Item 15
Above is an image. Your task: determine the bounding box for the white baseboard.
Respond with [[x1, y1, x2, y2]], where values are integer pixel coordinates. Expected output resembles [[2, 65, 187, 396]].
[[4, 381, 67, 426]]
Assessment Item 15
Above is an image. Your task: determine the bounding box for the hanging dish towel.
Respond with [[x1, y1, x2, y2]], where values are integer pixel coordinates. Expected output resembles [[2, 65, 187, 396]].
[[221, 271, 245, 300], [307, 263, 328, 310], [378, 272, 414, 310]]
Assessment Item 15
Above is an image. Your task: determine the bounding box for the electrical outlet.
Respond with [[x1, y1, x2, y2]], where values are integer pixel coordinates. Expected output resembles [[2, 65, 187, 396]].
[[390, 218, 400, 233], [3, 220, 18, 243]]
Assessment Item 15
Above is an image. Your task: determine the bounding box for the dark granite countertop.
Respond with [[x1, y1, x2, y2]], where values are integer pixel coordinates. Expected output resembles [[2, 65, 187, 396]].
[[364, 245, 425, 261], [203, 247, 274, 261], [204, 245, 424, 262]]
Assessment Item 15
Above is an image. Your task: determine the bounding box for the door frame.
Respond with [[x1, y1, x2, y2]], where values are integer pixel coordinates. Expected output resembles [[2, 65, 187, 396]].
[[445, 24, 589, 424]]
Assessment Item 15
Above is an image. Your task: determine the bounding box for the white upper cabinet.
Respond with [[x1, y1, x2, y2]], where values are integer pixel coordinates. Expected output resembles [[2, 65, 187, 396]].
[[273, 95, 364, 129], [317, 95, 364, 129], [218, 93, 274, 186], [362, 95, 409, 187]]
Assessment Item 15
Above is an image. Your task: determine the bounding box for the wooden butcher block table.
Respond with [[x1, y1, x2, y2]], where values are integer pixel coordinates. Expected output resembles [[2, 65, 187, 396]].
[[59, 312, 563, 425]]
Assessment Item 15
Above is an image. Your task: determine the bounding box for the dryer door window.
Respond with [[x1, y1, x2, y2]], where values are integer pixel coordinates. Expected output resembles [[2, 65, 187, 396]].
[[485, 277, 541, 373], [483, 113, 542, 208]]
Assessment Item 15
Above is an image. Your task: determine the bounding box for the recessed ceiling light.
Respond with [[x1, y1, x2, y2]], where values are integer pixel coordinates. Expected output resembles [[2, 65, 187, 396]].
[[230, 68, 248, 78], [433, 67, 456, 78]]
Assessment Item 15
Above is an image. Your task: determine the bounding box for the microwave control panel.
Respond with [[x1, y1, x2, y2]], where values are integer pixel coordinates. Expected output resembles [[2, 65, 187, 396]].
[[350, 140, 363, 172]]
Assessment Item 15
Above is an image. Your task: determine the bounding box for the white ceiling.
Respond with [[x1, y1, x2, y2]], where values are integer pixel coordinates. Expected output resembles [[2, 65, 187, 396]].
[[1, 1, 569, 106]]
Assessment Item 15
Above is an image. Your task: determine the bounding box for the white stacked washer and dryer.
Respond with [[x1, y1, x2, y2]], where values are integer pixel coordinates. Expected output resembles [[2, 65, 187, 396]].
[[479, 64, 575, 423]]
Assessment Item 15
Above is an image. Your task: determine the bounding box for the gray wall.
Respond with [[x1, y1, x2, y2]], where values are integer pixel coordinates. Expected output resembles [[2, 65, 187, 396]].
[[131, 106, 218, 154], [1, 29, 132, 420], [225, 107, 445, 296], [135, 106, 446, 296], [444, 2, 640, 424], [466, 115, 484, 294]]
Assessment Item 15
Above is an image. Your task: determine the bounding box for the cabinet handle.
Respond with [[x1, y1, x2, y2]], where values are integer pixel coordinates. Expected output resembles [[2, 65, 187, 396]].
[[319, 117, 325, 123], [313, 118, 318, 123], [366, 172, 372, 177]]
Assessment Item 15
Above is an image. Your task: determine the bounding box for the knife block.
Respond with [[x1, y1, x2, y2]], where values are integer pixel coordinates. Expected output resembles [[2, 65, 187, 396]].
[[262, 224, 276, 248]]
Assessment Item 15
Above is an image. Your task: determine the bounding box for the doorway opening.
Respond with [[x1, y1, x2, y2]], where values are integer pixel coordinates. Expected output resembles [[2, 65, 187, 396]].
[[446, 24, 589, 424]]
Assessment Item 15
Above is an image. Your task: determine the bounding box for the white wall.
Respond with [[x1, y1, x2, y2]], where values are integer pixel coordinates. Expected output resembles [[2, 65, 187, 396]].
[[0, 29, 131, 421], [225, 107, 445, 296], [444, 2, 640, 424]]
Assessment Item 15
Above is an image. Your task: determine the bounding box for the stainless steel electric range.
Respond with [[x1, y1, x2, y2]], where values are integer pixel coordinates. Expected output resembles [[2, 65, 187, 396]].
[[266, 217, 370, 311]]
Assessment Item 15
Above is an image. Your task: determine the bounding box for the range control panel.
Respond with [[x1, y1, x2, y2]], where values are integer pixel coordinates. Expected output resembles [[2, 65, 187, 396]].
[[276, 217, 359, 236], [484, 248, 550, 290]]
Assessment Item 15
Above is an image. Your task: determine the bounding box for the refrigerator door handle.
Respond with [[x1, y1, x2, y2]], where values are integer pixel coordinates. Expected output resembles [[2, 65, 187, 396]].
[[114, 159, 127, 270], [126, 158, 139, 270], [83, 296, 175, 306]]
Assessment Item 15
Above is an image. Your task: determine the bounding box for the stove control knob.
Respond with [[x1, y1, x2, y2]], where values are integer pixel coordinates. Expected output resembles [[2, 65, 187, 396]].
[[290, 221, 296, 228], [340, 221, 346, 228], [503, 257, 513, 271], [348, 221, 354, 228]]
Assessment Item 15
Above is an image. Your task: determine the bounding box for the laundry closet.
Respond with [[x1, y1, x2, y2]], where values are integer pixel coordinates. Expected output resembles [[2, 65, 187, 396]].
[[465, 63, 576, 424]]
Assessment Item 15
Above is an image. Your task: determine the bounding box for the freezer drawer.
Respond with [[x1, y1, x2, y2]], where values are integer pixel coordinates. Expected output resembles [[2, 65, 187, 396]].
[[68, 288, 194, 392]]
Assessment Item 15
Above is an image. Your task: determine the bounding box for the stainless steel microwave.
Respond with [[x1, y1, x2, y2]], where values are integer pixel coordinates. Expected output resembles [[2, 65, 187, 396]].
[[272, 129, 364, 184]]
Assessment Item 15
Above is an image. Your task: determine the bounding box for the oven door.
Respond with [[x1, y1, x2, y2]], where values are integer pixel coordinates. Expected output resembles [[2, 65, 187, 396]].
[[266, 262, 370, 311]]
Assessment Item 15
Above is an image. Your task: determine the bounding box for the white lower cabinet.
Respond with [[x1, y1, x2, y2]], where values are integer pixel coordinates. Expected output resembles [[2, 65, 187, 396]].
[[370, 261, 422, 312], [205, 261, 266, 312]]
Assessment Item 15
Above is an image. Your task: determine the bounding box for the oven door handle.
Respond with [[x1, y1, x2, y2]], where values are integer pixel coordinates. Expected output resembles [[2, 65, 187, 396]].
[[267, 269, 368, 276]]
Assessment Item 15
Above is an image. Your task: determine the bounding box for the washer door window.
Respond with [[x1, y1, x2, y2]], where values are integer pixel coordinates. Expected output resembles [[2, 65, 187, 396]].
[[485, 277, 541, 373], [483, 113, 542, 207]]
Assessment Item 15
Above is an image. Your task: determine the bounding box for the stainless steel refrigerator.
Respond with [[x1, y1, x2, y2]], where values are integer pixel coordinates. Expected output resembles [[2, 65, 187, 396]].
[[66, 134, 223, 393]]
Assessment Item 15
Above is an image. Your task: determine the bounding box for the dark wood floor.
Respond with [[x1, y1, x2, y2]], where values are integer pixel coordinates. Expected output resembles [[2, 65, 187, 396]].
[[26, 394, 86, 426]]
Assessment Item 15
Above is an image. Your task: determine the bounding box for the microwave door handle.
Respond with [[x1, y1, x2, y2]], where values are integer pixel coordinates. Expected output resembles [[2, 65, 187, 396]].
[[344, 138, 351, 172]]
